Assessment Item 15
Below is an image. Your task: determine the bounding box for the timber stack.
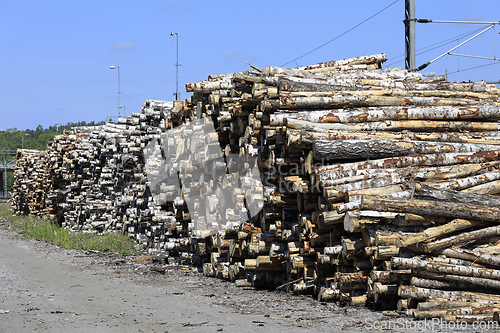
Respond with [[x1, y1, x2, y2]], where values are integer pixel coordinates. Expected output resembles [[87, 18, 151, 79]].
[[11, 52, 500, 321]]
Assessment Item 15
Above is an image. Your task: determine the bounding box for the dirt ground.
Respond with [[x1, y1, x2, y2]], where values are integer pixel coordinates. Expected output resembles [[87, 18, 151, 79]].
[[0, 217, 498, 333]]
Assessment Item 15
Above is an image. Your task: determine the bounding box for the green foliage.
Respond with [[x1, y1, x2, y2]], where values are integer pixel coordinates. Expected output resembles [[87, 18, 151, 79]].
[[0, 203, 140, 255], [0, 120, 106, 151], [0, 120, 106, 195]]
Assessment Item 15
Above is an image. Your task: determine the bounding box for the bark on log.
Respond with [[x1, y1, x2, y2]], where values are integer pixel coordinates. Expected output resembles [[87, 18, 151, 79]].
[[435, 247, 500, 267], [413, 305, 500, 320], [375, 219, 484, 247], [294, 53, 387, 70], [461, 179, 500, 195], [315, 150, 500, 181], [393, 257, 500, 280], [425, 171, 500, 191], [288, 118, 500, 132], [299, 129, 500, 146], [423, 226, 500, 253], [398, 285, 500, 302], [414, 182, 500, 207], [313, 139, 500, 160], [362, 196, 500, 224], [273, 106, 500, 125], [281, 89, 498, 100], [417, 300, 500, 311], [277, 94, 488, 111], [414, 270, 500, 291]]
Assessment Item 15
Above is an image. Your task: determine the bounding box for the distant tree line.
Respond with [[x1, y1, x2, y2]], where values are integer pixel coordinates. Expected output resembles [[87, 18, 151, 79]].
[[0, 120, 106, 151], [1, 121, 106, 196]]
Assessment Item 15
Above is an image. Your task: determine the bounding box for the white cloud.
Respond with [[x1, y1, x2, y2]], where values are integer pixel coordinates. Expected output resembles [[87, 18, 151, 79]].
[[111, 42, 139, 51], [455, 13, 483, 21], [223, 49, 236, 58], [162, 1, 190, 10]]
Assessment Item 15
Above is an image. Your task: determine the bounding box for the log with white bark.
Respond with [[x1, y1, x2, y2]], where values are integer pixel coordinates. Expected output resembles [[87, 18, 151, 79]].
[[422, 226, 500, 253], [414, 270, 500, 291], [294, 53, 387, 71], [298, 129, 500, 146], [281, 89, 498, 100], [461, 179, 500, 194], [392, 257, 500, 280], [425, 171, 500, 191], [275, 95, 493, 111], [398, 285, 500, 302], [362, 196, 500, 224], [412, 305, 500, 320], [374, 219, 485, 247], [315, 150, 500, 182], [416, 300, 500, 311], [414, 182, 500, 207], [313, 139, 500, 160], [363, 78, 499, 93], [287, 118, 500, 132]]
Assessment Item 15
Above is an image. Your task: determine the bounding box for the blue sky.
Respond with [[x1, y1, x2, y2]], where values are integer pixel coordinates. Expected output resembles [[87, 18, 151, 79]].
[[1, 0, 499, 131]]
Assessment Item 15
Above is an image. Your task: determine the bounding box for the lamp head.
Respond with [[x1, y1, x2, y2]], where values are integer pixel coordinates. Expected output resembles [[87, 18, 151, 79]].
[[110, 66, 118, 69]]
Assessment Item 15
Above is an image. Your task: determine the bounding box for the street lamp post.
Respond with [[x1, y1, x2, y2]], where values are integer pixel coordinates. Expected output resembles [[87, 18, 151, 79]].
[[110, 66, 121, 117], [24, 134, 30, 150], [170, 32, 180, 100]]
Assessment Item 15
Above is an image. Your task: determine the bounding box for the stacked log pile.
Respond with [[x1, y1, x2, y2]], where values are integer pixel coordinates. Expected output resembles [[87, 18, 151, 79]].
[[12, 100, 201, 252], [11, 149, 50, 215], [186, 53, 500, 319], [11, 52, 500, 321]]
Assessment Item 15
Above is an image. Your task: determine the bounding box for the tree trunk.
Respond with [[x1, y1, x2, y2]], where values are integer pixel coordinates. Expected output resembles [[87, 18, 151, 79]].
[[435, 247, 500, 267], [281, 89, 497, 100], [362, 196, 500, 224], [462, 179, 500, 195], [414, 270, 500, 291], [423, 226, 500, 252], [315, 150, 500, 182], [425, 171, 500, 191], [392, 257, 500, 280], [375, 219, 485, 247], [277, 94, 486, 111], [287, 118, 500, 132], [398, 285, 500, 302], [313, 139, 500, 160], [414, 182, 500, 206], [294, 53, 387, 70], [299, 129, 500, 146], [412, 305, 500, 320]]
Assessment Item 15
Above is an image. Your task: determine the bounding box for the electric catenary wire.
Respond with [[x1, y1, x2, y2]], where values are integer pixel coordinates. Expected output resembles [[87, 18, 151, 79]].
[[386, 26, 487, 67], [280, 0, 400, 67]]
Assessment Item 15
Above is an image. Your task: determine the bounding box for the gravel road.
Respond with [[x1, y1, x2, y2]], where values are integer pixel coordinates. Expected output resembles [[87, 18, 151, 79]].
[[1, 217, 498, 333]]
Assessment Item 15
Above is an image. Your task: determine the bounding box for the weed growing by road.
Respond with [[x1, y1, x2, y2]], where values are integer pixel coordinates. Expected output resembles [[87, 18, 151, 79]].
[[0, 203, 140, 255]]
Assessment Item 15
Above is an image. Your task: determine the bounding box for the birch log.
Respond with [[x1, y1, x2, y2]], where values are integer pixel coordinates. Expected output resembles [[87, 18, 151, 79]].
[[414, 182, 500, 207], [423, 226, 500, 253], [398, 285, 500, 302], [361, 196, 500, 223], [392, 257, 500, 280], [287, 118, 500, 132], [313, 139, 500, 160], [299, 130, 500, 146]]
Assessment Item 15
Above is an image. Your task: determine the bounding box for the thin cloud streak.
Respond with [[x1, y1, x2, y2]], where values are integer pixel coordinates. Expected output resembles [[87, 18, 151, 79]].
[[111, 42, 139, 51]]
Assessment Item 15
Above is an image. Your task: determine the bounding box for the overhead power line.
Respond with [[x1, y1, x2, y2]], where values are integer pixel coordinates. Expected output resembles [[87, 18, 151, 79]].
[[386, 26, 487, 67], [446, 61, 500, 77], [280, 0, 400, 67]]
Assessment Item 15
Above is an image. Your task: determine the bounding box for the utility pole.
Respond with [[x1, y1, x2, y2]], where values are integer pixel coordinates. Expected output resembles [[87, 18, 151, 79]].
[[404, 0, 416, 71], [110, 66, 121, 117], [170, 32, 180, 100]]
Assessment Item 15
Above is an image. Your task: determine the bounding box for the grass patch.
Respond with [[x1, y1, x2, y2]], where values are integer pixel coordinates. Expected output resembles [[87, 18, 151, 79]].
[[0, 203, 140, 255]]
